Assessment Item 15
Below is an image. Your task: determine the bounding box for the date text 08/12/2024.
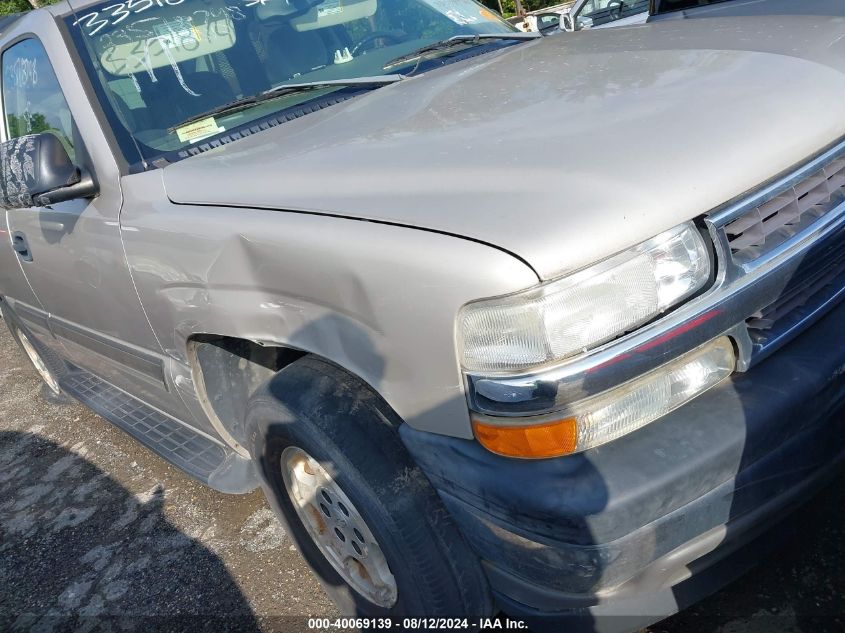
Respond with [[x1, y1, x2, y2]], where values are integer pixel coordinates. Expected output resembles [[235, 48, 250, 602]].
[[307, 618, 529, 629]]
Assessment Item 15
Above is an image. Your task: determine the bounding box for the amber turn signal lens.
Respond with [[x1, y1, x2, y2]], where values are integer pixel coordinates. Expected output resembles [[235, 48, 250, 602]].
[[472, 418, 578, 459]]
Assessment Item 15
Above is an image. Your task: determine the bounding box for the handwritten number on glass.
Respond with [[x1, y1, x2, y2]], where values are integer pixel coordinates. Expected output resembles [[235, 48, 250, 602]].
[[73, 0, 186, 36]]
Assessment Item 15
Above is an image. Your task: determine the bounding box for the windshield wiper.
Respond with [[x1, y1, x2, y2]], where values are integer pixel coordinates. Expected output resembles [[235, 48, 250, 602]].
[[384, 33, 540, 70], [170, 75, 405, 133]]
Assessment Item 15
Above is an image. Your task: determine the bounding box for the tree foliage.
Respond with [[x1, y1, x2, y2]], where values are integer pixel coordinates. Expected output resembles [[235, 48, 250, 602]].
[[0, 0, 31, 16], [7, 112, 50, 137], [479, 0, 561, 16]]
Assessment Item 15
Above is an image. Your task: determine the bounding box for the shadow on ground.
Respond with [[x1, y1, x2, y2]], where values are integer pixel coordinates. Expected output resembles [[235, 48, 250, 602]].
[[0, 429, 260, 632]]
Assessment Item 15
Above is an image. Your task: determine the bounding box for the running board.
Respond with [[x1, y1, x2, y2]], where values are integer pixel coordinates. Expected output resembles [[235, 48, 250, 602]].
[[60, 369, 258, 494]]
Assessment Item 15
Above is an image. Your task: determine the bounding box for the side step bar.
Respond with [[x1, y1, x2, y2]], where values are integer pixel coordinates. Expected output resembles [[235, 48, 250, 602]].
[[60, 369, 258, 494]]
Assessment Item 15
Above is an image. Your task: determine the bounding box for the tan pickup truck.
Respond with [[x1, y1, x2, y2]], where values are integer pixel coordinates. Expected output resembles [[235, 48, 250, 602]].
[[1, 0, 843, 630]]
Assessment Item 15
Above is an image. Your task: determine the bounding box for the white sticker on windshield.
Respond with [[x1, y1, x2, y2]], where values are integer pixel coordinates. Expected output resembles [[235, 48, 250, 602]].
[[176, 116, 224, 143], [153, 19, 201, 49], [420, 0, 481, 25], [318, 0, 343, 17]]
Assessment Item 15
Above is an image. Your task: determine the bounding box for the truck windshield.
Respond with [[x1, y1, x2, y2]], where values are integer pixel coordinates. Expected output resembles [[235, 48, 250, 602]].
[[64, 0, 514, 165]]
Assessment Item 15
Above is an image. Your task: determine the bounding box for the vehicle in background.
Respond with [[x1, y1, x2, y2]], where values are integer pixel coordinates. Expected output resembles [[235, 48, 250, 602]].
[[507, 2, 574, 33], [562, 0, 649, 30]]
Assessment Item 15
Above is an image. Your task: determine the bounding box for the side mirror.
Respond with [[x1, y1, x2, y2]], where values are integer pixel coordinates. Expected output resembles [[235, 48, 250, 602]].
[[576, 15, 594, 30], [0, 133, 97, 210], [562, 12, 574, 31], [536, 13, 561, 33]]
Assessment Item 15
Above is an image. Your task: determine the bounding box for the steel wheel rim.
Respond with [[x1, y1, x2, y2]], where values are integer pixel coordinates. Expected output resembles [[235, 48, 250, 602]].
[[281, 446, 398, 608], [17, 329, 61, 395]]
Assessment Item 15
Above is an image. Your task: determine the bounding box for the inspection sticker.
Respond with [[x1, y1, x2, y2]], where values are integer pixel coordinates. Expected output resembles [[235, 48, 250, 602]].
[[176, 117, 223, 143], [318, 0, 343, 17], [420, 0, 480, 25], [153, 19, 202, 49]]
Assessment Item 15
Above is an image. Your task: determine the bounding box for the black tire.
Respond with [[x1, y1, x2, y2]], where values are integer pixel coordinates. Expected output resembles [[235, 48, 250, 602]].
[[1, 301, 69, 401], [246, 356, 493, 618]]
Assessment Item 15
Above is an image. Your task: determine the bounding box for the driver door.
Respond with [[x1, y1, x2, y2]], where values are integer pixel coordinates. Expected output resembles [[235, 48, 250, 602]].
[[1, 28, 191, 422]]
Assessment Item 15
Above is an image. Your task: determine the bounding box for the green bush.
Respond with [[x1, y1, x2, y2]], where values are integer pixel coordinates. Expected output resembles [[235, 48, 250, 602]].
[[480, 0, 561, 14], [0, 0, 30, 16]]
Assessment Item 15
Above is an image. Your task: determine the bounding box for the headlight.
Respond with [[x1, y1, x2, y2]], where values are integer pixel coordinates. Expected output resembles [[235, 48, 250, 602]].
[[458, 223, 711, 373]]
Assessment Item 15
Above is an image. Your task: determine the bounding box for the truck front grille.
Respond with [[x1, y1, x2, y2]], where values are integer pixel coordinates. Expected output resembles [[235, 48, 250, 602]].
[[725, 157, 845, 263], [746, 231, 845, 358]]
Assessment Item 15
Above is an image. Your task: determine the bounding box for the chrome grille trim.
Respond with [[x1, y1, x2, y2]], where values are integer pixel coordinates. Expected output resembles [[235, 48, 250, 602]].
[[706, 138, 845, 362], [709, 136, 845, 265], [744, 228, 845, 365], [746, 235, 845, 332], [724, 157, 845, 263]]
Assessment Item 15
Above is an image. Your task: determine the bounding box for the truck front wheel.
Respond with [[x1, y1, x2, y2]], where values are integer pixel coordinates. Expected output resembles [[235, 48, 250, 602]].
[[246, 356, 492, 618]]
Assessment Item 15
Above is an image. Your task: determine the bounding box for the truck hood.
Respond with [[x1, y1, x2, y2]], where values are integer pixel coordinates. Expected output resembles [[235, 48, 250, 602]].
[[163, 8, 845, 280]]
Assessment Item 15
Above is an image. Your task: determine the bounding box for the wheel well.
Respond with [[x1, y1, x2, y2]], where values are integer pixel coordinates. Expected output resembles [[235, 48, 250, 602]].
[[187, 335, 307, 454]]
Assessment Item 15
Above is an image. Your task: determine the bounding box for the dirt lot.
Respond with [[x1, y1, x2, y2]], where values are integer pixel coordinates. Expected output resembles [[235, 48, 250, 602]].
[[1, 323, 843, 633]]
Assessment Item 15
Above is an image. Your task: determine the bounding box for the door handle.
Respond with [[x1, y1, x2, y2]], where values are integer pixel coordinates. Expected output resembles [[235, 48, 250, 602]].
[[11, 231, 32, 262], [40, 220, 65, 232]]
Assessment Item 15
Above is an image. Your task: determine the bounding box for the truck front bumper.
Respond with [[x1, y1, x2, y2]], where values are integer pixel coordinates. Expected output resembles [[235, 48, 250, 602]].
[[400, 298, 845, 632]]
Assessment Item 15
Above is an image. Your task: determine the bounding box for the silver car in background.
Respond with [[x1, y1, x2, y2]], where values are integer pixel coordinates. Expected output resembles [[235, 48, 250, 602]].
[[507, 2, 575, 33], [562, 0, 649, 30]]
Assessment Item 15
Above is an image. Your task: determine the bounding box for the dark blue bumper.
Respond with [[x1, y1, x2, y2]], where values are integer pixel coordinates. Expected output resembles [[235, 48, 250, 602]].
[[401, 299, 845, 632]]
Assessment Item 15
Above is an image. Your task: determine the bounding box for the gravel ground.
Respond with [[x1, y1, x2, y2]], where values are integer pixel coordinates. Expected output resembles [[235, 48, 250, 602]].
[[0, 324, 338, 632], [0, 323, 842, 633]]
